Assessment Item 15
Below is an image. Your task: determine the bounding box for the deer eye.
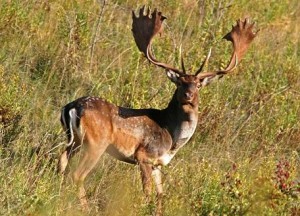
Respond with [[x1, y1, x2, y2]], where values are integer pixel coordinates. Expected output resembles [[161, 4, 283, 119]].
[[196, 83, 201, 89]]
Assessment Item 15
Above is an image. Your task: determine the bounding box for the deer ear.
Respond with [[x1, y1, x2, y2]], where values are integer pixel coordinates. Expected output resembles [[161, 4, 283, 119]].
[[199, 74, 218, 87], [166, 70, 180, 83], [200, 77, 211, 87]]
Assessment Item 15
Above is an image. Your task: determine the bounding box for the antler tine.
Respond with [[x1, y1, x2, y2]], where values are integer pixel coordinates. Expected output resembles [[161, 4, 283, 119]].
[[181, 57, 186, 74], [180, 45, 186, 74], [132, 6, 185, 76], [195, 48, 212, 76], [217, 18, 258, 74]]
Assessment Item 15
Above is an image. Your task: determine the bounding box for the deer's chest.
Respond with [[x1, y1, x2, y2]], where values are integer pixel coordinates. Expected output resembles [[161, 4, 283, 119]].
[[172, 117, 198, 148]]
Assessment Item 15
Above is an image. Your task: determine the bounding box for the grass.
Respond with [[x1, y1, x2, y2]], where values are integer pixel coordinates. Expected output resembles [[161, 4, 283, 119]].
[[0, 0, 300, 215]]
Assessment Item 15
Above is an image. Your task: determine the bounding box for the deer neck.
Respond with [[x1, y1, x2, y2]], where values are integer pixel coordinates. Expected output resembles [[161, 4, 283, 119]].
[[163, 90, 199, 150]]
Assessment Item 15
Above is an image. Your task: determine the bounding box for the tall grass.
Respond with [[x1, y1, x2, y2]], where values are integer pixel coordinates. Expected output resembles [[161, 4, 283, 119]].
[[0, 0, 299, 215]]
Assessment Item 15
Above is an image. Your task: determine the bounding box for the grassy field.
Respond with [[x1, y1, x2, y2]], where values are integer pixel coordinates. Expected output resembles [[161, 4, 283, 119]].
[[0, 0, 300, 215]]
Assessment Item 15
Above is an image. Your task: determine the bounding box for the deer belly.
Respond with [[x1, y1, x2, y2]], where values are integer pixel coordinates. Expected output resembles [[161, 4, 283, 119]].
[[106, 144, 137, 164]]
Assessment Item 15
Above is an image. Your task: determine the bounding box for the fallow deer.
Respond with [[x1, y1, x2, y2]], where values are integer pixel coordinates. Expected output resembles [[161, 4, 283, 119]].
[[58, 6, 257, 215]]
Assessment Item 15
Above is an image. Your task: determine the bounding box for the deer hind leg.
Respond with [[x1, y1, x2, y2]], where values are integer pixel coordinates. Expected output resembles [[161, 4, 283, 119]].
[[58, 136, 81, 174], [72, 140, 108, 209], [58, 107, 82, 174], [152, 166, 163, 216]]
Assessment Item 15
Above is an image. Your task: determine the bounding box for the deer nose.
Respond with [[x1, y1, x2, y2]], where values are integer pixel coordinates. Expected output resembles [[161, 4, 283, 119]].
[[184, 92, 193, 100]]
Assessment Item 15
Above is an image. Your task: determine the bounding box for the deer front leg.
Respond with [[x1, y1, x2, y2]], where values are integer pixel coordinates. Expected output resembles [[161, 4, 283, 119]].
[[139, 162, 153, 203], [136, 149, 164, 215], [152, 166, 163, 216]]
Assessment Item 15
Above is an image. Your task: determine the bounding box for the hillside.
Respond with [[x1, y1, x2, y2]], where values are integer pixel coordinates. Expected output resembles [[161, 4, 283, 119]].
[[0, 0, 299, 215]]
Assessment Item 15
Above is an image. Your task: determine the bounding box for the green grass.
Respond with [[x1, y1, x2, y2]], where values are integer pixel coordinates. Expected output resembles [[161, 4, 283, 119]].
[[1, 0, 300, 215]]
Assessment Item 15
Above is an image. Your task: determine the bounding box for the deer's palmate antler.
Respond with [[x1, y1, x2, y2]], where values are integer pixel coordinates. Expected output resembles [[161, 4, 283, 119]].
[[58, 6, 258, 216], [132, 6, 258, 82], [132, 6, 186, 76]]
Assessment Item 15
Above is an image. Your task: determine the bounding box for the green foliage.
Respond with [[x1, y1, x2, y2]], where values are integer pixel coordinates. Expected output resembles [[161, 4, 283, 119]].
[[1, 0, 300, 215]]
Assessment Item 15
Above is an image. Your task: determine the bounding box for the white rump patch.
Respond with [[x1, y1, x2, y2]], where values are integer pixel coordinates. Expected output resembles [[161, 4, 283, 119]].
[[67, 108, 79, 146]]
